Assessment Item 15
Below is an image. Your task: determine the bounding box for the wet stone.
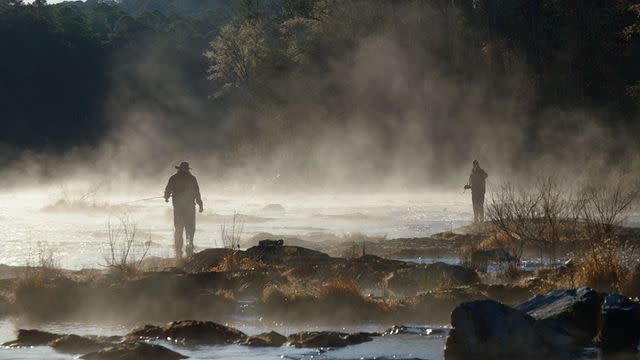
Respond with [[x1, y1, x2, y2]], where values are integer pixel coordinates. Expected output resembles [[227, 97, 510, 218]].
[[80, 342, 187, 360], [243, 331, 287, 347]]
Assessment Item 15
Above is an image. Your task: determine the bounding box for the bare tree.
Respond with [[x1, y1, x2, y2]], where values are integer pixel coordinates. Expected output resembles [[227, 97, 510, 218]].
[[578, 178, 638, 246], [488, 178, 586, 265], [101, 216, 150, 275], [538, 178, 579, 263], [487, 182, 545, 264]]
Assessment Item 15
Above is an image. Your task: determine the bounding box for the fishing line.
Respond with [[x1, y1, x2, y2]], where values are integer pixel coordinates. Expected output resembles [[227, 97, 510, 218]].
[[114, 196, 165, 206]]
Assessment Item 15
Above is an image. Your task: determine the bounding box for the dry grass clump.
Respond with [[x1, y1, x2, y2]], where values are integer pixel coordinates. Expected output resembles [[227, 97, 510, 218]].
[[318, 278, 361, 300], [261, 283, 309, 304], [569, 177, 639, 293], [12, 241, 63, 298], [212, 288, 235, 300], [211, 251, 266, 272], [70, 268, 102, 284], [261, 278, 401, 320], [12, 269, 49, 299], [574, 239, 629, 293]]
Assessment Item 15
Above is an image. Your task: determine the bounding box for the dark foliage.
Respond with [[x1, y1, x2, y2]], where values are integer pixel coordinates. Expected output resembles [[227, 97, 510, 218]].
[[1, 0, 639, 159]]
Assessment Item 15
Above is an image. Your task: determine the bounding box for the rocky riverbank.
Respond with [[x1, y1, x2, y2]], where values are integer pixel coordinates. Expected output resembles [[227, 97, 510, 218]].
[[0, 236, 529, 324]]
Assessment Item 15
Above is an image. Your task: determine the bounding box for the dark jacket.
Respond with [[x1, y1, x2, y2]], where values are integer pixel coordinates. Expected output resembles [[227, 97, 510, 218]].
[[164, 172, 203, 208], [469, 167, 488, 194]]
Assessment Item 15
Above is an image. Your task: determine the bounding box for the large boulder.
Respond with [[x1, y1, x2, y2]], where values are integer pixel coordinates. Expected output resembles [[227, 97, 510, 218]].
[[384, 262, 479, 297], [243, 331, 287, 347], [2, 329, 62, 347], [80, 342, 186, 360], [287, 331, 374, 348], [125, 320, 246, 345], [597, 294, 640, 353], [445, 300, 544, 360], [516, 287, 602, 343]]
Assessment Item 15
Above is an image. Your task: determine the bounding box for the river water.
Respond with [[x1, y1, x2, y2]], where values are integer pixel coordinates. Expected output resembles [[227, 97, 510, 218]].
[[1, 187, 638, 359], [0, 188, 473, 269], [0, 187, 467, 359]]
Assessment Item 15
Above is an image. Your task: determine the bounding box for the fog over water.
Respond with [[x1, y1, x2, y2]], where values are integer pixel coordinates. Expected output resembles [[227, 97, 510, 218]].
[[0, 186, 475, 269]]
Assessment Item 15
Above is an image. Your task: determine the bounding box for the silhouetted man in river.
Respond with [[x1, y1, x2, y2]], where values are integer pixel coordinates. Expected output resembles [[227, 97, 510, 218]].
[[164, 162, 203, 260], [464, 160, 488, 223]]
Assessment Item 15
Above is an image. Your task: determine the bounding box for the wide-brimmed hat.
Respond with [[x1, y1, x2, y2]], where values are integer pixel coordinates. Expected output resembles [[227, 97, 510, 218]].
[[175, 161, 191, 170]]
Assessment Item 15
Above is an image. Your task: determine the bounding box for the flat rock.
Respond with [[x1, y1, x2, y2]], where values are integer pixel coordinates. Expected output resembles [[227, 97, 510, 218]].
[[516, 287, 601, 342], [2, 329, 62, 347], [80, 342, 186, 360], [125, 320, 246, 345], [243, 331, 287, 347], [287, 331, 374, 348]]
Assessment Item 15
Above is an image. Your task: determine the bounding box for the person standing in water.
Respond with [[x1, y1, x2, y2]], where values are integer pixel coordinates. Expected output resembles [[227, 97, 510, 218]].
[[164, 162, 203, 259], [464, 160, 488, 223]]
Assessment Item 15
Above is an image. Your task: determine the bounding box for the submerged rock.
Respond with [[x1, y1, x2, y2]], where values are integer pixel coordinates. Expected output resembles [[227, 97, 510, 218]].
[[80, 342, 186, 360], [125, 320, 246, 345], [2, 329, 62, 347], [49, 334, 119, 354], [287, 331, 374, 348], [445, 300, 544, 360], [598, 294, 640, 353], [262, 204, 285, 212], [243, 331, 287, 347]]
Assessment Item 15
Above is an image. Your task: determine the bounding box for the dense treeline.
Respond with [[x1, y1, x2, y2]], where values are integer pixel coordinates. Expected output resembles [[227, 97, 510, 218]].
[[0, 0, 233, 151], [1, 0, 639, 166]]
